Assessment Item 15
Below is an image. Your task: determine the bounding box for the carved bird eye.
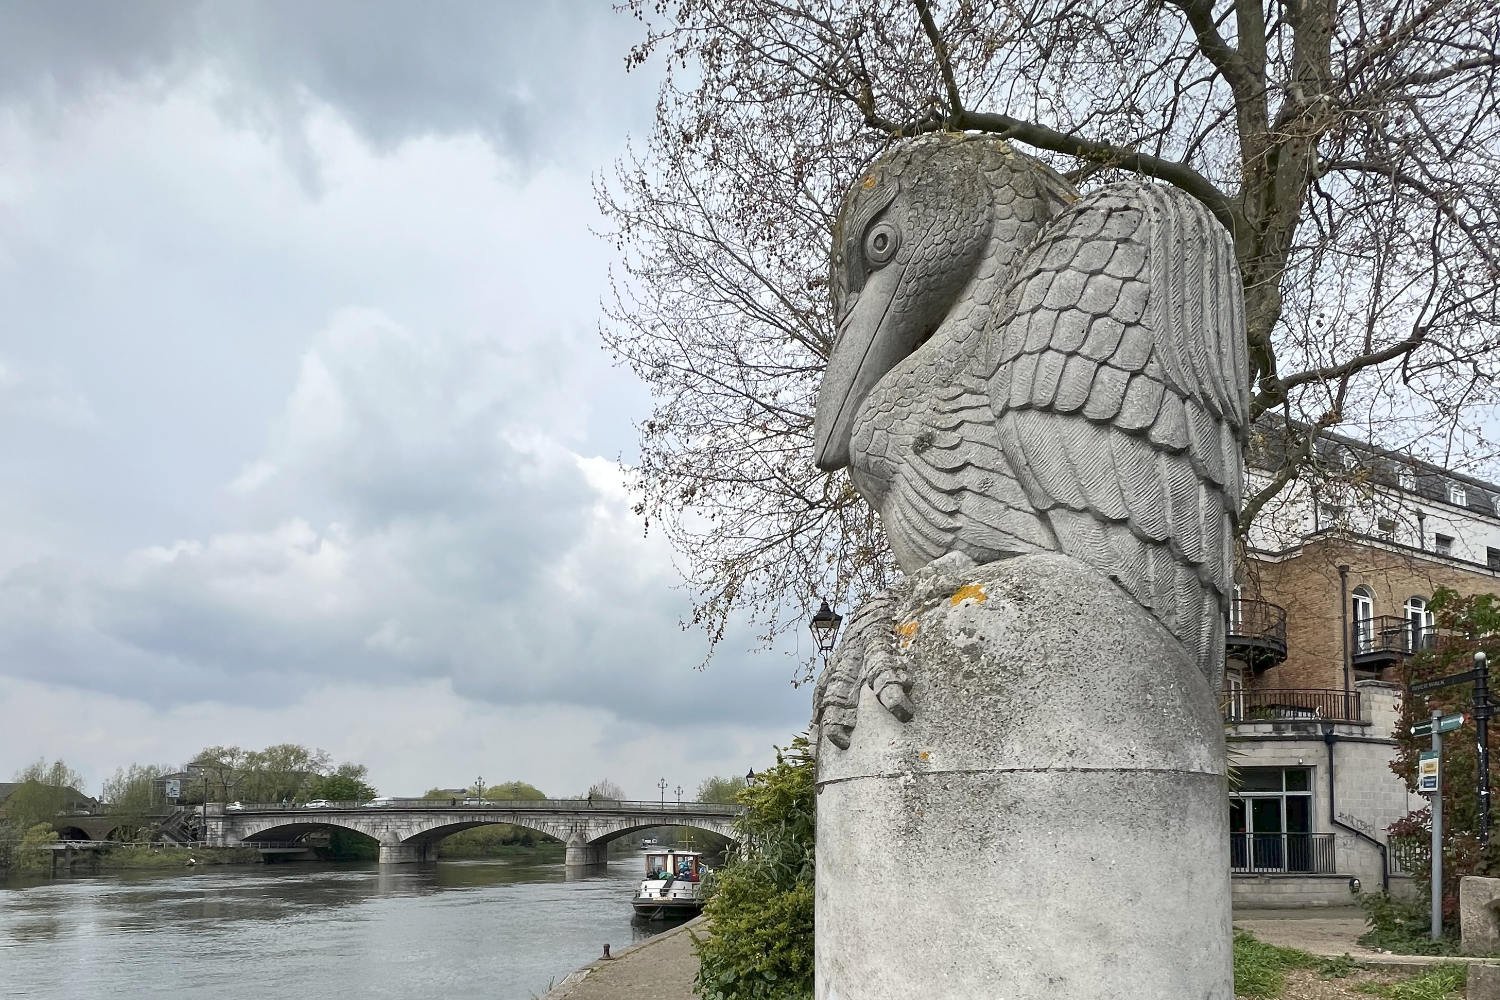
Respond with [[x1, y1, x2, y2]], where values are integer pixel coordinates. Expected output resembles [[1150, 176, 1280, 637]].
[[864, 223, 899, 266]]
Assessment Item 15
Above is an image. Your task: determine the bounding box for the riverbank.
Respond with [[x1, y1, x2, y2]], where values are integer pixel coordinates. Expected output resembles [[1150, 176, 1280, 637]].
[[541, 915, 704, 1000]]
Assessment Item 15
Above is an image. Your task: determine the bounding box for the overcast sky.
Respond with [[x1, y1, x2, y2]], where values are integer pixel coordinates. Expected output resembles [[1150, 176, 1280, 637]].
[[0, 1, 817, 801]]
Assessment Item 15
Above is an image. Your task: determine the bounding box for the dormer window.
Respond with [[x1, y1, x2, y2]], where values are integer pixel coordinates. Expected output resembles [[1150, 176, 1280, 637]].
[[1341, 450, 1359, 471], [1398, 468, 1416, 491], [1450, 484, 1468, 507]]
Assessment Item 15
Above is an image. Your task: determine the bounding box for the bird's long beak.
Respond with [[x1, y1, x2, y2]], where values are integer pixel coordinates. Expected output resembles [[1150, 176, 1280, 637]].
[[812, 270, 908, 471]]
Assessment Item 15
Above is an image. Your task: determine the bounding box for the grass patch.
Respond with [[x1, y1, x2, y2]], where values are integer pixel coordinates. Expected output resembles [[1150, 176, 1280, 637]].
[[1233, 932, 1357, 998], [1350, 963, 1467, 1000]]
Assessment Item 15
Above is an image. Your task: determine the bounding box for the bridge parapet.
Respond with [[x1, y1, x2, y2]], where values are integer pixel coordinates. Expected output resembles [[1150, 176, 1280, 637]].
[[208, 799, 744, 864]]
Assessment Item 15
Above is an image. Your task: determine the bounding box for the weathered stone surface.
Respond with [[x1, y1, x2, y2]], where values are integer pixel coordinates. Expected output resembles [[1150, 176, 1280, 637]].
[[1470, 963, 1500, 999], [816, 553, 1232, 1000], [1462, 875, 1500, 954]]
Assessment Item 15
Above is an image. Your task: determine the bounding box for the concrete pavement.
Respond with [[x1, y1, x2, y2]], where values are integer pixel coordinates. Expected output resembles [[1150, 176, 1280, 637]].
[[541, 906, 1496, 999], [540, 915, 705, 1000]]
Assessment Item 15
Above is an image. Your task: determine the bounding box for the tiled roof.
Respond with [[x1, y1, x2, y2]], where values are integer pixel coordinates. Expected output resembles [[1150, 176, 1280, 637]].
[[1251, 420, 1500, 519]]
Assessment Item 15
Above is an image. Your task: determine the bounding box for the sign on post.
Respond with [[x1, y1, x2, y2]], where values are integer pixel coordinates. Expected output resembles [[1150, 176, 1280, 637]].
[[1418, 751, 1441, 793], [1410, 668, 1486, 696], [1411, 713, 1466, 737]]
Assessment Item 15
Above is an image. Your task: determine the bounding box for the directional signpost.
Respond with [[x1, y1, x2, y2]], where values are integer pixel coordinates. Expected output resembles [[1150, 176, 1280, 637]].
[[1408, 652, 1492, 846], [1419, 708, 1446, 940], [1410, 668, 1486, 697], [1407, 652, 1492, 940], [1411, 713, 1466, 738]]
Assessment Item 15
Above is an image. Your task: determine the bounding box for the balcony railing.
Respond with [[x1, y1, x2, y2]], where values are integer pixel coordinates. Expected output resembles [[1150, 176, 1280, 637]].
[[1222, 687, 1364, 724], [1230, 832, 1337, 874], [1226, 599, 1288, 669], [1353, 615, 1437, 659]]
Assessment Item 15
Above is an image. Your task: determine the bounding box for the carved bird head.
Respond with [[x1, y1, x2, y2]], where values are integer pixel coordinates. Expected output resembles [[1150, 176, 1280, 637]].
[[813, 135, 1074, 471]]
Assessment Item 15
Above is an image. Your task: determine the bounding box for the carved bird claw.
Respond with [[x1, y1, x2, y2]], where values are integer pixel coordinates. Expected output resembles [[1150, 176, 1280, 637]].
[[813, 591, 912, 750]]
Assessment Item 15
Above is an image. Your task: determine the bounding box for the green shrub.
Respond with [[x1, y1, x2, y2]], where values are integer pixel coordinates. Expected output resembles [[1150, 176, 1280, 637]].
[[694, 736, 815, 1000], [1357, 893, 1463, 955]]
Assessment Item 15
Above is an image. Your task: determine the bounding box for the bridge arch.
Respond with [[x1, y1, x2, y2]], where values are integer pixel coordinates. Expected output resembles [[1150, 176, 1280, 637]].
[[213, 801, 744, 865]]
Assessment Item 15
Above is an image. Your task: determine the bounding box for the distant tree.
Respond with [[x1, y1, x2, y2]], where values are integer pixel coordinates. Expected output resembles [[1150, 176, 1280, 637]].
[[696, 775, 748, 805], [240, 744, 333, 803], [587, 779, 627, 802], [187, 744, 341, 803], [5, 759, 88, 830], [15, 823, 59, 871], [483, 781, 547, 802], [187, 746, 249, 802], [306, 763, 377, 803], [101, 763, 172, 836]]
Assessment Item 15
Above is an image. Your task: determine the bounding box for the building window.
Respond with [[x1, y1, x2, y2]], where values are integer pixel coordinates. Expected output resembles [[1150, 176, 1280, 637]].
[[1230, 768, 1321, 873], [1318, 502, 1343, 529], [1435, 533, 1454, 557], [1351, 586, 1375, 652], [1489, 547, 1500, 571], [1224, 667, 1245, 720], [1405, 597, 1434, 652], [1398, 468, 1416, 491], [1376, 516, 1397, 541], [1450, 484, 1468, 507]]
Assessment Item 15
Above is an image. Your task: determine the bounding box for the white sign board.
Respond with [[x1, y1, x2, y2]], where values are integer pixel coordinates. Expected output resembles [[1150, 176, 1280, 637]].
[[1418, 752, 1440, 794]]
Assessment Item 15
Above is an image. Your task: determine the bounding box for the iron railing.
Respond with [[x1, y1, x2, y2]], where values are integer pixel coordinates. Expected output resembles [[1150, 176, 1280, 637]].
[[1230, 832, 1337, 874], [1222, 687, 1364, 724], [219, 798, 743, 814], [1226, 599, 1288, 667], [1387, 838, 1427, 876], [1353, 616, 1438, 657]]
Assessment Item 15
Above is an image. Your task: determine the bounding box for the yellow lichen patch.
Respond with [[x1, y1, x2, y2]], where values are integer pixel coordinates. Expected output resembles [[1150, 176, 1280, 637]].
[[950, 583, 989, 606], [896, 619, 919, 649], [861, 174, 878, 189]]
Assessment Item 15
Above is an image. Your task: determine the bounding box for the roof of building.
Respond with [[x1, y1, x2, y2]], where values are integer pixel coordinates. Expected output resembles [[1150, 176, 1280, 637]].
[[1252, 420, 1500, 520]]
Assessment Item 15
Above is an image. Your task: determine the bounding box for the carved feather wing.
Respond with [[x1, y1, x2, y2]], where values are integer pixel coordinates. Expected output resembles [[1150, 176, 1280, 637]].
[[988, 182, 1249, 680]]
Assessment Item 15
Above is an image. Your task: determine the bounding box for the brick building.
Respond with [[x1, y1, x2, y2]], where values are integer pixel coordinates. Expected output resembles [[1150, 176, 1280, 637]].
[[1226, 426, 1500, 905]]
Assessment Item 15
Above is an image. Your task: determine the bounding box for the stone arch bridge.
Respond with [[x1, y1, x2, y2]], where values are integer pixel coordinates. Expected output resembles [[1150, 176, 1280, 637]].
[[203, 798, 742, 865]]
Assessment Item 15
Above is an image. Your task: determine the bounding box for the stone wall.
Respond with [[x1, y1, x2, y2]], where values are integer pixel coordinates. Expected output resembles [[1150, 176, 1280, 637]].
[[1232, 874, 1357, 909]]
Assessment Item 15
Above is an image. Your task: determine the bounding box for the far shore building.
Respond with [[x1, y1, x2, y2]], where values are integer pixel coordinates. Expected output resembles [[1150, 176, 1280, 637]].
[[1226, 423, 1500, 906]]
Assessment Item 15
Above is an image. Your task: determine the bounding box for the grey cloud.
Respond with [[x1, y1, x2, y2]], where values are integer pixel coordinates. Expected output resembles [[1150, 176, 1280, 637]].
[[0, 0, 654, 165], [0, 306, 805, 728]]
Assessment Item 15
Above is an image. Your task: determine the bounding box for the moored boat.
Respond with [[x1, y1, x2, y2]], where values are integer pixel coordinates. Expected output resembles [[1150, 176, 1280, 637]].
[[631, 848, 708, 918]]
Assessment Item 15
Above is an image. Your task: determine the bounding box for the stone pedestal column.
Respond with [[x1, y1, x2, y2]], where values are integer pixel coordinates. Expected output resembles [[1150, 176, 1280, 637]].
[[816, 553, 1231, 1000], [378, 842, 431, 865], [564, 833, 607, 869]]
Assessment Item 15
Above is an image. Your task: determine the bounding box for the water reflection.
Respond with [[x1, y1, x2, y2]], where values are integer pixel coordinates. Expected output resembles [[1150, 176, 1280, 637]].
[[0, 857, 678, 1000]]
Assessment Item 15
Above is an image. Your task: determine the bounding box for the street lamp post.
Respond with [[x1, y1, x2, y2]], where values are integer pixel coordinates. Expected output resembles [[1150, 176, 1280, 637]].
[[657, 777, 667, 807], [675, 785, 683, 805], [810, 599, 843, 661], [474, 775, 485, 803]]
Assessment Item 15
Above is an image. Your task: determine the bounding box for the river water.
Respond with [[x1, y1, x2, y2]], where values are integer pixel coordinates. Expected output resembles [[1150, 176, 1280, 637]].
[[0, 858, 686, 1000]]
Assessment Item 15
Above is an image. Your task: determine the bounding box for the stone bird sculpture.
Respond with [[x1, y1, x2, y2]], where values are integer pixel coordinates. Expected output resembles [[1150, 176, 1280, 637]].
[[812, 134, 1248, 749]]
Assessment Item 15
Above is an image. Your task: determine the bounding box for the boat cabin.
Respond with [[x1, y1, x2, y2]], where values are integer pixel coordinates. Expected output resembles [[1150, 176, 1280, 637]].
[[644, 849, 703, 882]]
